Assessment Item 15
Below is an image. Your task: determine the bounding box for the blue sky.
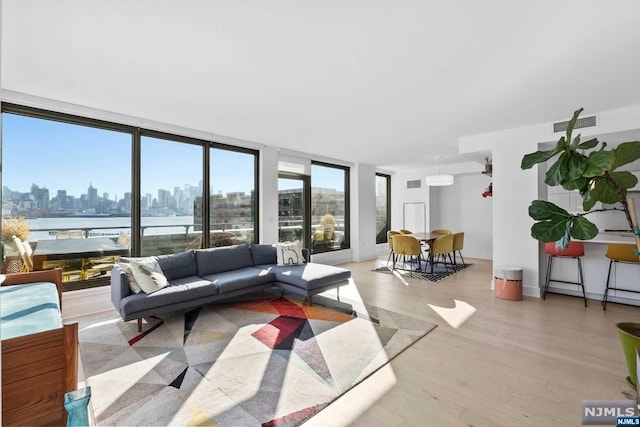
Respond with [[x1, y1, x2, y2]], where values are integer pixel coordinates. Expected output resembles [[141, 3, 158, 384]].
[[2, 113, 345, 201], [2, 114, 256, 199]]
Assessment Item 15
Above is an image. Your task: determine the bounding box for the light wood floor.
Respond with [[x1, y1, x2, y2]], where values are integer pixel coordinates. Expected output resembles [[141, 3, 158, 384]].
[[69, 256, 639, 426], [304, 256, 638, 427]]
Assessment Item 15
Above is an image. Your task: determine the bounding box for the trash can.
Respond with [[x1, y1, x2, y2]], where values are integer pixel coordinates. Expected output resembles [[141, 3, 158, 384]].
[[494, 265, 523, 301]]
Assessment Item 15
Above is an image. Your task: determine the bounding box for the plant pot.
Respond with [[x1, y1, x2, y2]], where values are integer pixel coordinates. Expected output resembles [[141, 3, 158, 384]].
[[616, 322, 640, 388]]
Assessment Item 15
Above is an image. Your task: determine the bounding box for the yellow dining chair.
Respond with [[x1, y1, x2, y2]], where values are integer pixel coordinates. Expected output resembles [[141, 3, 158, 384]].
[[399, 229, 413, 234], [452, 232, 465, 268], [426, 233, 454, 274], [431, 229, 451, 235], [392, 234, 423, 277], [387, 230, 402, 268], [602, 243, 640, 310]]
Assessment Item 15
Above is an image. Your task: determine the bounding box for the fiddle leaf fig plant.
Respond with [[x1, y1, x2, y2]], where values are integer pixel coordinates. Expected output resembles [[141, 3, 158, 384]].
[[521, 108, 640, 249]]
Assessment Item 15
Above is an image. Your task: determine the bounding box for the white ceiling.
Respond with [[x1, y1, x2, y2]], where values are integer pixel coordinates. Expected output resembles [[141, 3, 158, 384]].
[[2, 0, 640, 169]]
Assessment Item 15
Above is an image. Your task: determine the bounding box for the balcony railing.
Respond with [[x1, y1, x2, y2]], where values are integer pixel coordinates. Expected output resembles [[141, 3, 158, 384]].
[[4, 219, 343, 289]]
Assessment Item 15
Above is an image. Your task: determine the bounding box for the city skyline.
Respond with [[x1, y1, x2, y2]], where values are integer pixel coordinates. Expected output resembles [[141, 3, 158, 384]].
[[2, 113, 257, 198], [2, 113, 346, 200]]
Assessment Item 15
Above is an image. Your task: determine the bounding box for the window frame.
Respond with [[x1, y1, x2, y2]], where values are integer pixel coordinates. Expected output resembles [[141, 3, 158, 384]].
[[1, 103, 260, 289], [310, 161, 350, 254], [376, 172, 391, 244]]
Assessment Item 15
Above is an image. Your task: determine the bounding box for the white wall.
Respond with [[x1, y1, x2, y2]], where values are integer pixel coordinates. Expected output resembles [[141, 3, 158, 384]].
[[391, 168, 430, 232], [350, 163, 377, 262], [390, 165, 493, 261], [260, 146, 279, 244], [432, 174, 493, 259]]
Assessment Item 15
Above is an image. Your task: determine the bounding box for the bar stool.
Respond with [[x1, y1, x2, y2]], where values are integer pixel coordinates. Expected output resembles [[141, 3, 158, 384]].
[[543, 241, 587, 307], [601, 243, 640, 310]]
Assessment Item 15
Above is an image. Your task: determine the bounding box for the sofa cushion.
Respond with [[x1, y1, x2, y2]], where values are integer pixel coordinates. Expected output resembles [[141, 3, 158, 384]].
[[196, 244, 254, 276], [120, 277, 218, 315], [156, 250, 198, 281], [258, 263, 351, 291], [250, 244, 277, 265], [201, 267, 276, 294]]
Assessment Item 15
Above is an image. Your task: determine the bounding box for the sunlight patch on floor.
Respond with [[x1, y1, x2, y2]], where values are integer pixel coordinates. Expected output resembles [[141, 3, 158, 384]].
[[300, 364, 398, 427], [428, 299, 477, 328]]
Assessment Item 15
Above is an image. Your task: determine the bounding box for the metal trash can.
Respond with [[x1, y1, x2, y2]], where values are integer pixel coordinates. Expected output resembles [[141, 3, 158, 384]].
[[494, 265, 523, 301]]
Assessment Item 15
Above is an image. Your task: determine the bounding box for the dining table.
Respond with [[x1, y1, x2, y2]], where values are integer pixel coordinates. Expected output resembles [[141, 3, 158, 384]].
[[32, 237, 130, 279], [407, 232, 445, 273]]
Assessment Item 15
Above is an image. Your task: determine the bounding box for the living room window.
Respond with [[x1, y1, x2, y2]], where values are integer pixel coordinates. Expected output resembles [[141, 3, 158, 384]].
[[140, 134, 204, 256], [209, 146, 258, 248], [310, 162, 350, 254], [376, 173, 391, 244], [1, 108, 133, 290], [1, 104, 260, 290]]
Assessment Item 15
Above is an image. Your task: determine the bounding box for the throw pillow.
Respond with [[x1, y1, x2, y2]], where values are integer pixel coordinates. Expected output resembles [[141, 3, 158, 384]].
[[129, 258, 169, 294], [120, 256, 157, 294], [117, 262, 143, 294], [276, 241, 304, 266]]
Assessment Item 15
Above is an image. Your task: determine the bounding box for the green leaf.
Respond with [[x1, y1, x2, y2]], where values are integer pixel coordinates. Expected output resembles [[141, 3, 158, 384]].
[[570, 216, 599, 240], [571, 134, 581, 148], [562, 177, 588, 191], [521, 147, 560, 170], [612, 141, 640, 170], [565, 108, 584, 147], [545, 152, 569, 186], [582, 187, 597, 211], [557, 136, 568, 151], [583, 151, 615, 177], [528, 200, 570, 220], [590, 177, 620, 204], [564, 152, 587, 181], [531, 219, 570, 242], [610, 171, 638, 190], [576, 137, 599, 150]]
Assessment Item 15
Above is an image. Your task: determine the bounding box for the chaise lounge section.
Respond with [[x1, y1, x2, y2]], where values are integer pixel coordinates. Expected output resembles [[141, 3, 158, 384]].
[[111, 243, 351, 330]]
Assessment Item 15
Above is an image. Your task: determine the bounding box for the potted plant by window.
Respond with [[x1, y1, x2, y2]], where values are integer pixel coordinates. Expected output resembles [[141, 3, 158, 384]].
[[521, 108, 640, 387], [1, 217, 30, 273]]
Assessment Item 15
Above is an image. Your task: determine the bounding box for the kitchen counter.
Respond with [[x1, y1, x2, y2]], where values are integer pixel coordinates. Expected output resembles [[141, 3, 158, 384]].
[[579, 232, 636, 244]]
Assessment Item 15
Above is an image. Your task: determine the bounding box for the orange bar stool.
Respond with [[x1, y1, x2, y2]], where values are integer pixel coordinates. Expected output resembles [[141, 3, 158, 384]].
[[543, 241, 587, 307], [601, 243, 640, 310]]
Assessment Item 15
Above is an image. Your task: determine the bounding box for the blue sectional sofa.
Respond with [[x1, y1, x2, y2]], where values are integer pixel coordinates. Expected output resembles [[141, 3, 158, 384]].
[[111, 243, 351, 331]]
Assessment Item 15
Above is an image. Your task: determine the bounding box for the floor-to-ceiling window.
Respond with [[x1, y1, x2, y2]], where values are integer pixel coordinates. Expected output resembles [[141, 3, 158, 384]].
[[310, 162, 349, 254], [1, 109, 132, 289], [278, 173, 310, 248], [1, 104, 259, 290], [140, 134, 204, 256], [209, 146, 258, 247], [376, 173, 391, 244]]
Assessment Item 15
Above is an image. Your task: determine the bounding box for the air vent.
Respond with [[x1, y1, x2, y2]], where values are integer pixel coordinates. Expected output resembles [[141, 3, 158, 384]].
[[553, 115, 597, 133], [407, 179, 421, 189]]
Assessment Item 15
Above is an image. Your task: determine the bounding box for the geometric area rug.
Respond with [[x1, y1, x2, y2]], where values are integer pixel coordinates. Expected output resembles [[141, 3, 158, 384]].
[[79, 296, 437, 426], [372, 262, 473, 283]]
